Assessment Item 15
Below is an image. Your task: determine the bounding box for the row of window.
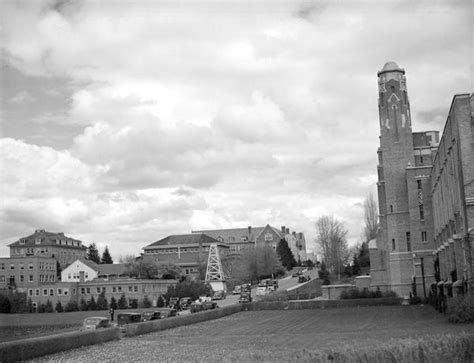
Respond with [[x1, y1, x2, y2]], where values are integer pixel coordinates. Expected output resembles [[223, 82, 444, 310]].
[[80, 285, 140, 295], [0, 262, 54, 271], [19, 238, 81, 247], [67, 272, 89, 279], [146, 246, 212, 254], [392, 231, 428, 251], [0, 274, 55, 283], [28, 287, 71, 297]]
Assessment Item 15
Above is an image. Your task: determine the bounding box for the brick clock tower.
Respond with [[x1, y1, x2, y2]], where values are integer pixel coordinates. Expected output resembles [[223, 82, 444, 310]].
[[370, 62, 437, 297]]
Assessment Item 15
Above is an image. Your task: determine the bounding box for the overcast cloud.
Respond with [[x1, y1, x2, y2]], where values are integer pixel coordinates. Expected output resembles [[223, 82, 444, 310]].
[[0, 0, 471, 260]]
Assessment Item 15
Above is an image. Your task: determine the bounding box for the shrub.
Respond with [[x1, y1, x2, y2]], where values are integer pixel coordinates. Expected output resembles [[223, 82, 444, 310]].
[[55, 301, 64, 312], [8, 291, 29, 313], [0, 294, 11, 313], [142, 295, 152, 308], [447, 295, 474, 323], [259, 291, 289, 302], [129, 299, 138, 309], [340, 288, 395, 299]]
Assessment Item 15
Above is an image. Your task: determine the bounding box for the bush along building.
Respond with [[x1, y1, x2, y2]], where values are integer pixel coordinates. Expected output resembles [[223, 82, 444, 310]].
[[369, 62, 473, 300]]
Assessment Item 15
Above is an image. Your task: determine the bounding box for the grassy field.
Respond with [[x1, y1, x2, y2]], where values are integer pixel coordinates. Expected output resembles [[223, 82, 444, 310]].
[[41, 305, 474, 362], [0, 308, 156, 342]]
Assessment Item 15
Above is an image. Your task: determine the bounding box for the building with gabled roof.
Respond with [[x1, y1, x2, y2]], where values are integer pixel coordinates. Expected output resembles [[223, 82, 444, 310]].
[[8, 229, 87, 268], [193, 224, 307, 262], [142, 233, 229, 278]]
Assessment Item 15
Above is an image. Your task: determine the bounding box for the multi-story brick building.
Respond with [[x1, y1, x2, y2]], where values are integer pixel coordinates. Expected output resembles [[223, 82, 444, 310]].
[[142, 233, 229, 278], [430, 94, 473, 293], [0, 256, 57, 289], [193, 224, 307, 262], [8, 230, 87, 269], [370, 61, 473, 297]]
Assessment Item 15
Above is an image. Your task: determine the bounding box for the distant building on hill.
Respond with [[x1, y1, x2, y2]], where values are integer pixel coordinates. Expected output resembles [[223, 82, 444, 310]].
[[193, 224, 307, 262], [8, 229, 87, 268], [142, 233, 229, 278]]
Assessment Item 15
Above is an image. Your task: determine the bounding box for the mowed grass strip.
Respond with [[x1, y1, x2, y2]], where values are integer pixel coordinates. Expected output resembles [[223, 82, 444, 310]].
[[39, 305, 474, 362]]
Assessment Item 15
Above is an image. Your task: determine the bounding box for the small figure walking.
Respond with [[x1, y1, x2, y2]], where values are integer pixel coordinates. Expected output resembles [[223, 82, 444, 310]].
[[109, 307, 115, 321]]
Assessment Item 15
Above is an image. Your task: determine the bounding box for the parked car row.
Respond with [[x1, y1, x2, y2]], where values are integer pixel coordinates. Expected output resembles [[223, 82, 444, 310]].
[[81, 308, 178, 331]]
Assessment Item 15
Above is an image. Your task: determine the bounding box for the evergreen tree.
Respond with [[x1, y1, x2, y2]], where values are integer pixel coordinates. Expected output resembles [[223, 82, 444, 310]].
[[88, 296, 97, 310], [44, 300, 54, 313], [79, 297, 88, 311], [129, 299, 138, 309], [97, 291, 108, 310], [156, 295, 165, 308], [110, 296, 118, 310], [55, 301, 64, 312], [276, 239, 297, 270], [87, 243, 101, 264], [118, 293, 128, 309], [37, 303, 46, 313], [101, 246, 113, 264]]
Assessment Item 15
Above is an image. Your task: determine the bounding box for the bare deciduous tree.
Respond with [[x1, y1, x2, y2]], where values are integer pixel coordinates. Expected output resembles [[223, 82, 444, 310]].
[[363, 192, 379, 243], [315, 215, 348, 280]]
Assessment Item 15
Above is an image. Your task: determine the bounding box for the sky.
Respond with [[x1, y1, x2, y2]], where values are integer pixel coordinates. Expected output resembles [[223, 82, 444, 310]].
[[0, 0, 472, 262]]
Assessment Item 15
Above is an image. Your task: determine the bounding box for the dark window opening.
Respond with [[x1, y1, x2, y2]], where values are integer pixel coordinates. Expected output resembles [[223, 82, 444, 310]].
[[406, 232, 411, 251], [392, 239, 396, 251]]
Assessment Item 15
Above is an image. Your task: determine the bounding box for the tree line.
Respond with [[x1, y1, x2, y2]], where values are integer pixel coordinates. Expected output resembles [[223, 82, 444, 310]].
[[315, 193, 376, 284]]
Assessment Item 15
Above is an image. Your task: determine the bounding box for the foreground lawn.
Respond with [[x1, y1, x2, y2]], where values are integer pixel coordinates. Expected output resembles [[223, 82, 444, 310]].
[[41, 305, 474, 362]]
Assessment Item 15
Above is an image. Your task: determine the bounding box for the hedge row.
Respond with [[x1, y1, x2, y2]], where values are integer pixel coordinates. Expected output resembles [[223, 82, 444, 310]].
[[0, 327, 119, 363], [244, 297, 402, 310], [124, 304, 242, 337]]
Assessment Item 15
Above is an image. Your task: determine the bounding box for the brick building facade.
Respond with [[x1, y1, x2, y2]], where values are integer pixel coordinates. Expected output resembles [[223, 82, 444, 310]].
[[8, 230, 87, 269], [370, 61, 473, 297]]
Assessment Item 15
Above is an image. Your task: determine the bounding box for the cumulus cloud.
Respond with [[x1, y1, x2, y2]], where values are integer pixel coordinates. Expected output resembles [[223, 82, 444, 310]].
[[0, 0, 471, 259]]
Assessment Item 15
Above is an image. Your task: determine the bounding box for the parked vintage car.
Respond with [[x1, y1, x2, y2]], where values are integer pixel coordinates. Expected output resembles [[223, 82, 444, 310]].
[[298, 275, 311, 283], [141, 311, 161, 321], [169, 297, 180, 309], [155, 307, 178, 318], [179, 297, 193, 310], [212, 290, 226, 300], [81, 316, 111, 331], [232, 285, 242, 295], [117, 312, 142, 327]]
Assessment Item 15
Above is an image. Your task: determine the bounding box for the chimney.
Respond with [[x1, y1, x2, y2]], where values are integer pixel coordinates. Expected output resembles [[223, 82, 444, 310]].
[[292, 231, 296, 236], [286, 228, 290, 234], [248, 226, 252, 235], [281, 226, 285, 233]]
